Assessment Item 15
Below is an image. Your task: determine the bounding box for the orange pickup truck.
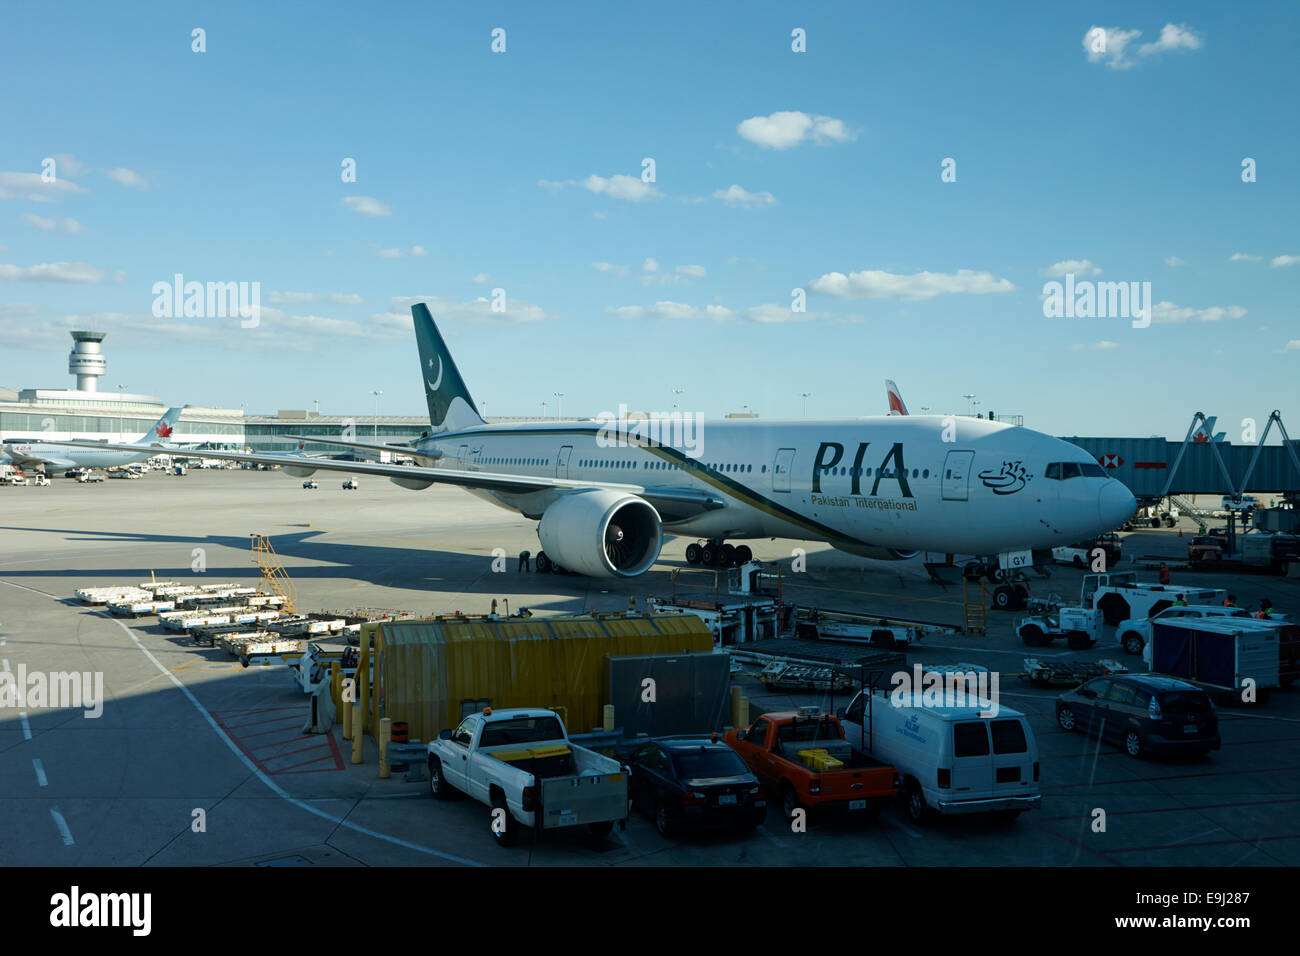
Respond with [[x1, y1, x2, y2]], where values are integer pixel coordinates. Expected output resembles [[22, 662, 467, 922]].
[[723, 708, 900, 821]]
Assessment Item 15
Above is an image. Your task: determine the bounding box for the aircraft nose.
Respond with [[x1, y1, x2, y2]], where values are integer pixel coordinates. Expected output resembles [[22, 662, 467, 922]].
[[1099, 480, 1136, 530]]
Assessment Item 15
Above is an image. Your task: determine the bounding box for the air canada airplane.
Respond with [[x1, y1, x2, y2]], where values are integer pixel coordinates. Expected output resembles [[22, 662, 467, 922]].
[[3, 406, 184, 473], [50, 305, 1136, 580]]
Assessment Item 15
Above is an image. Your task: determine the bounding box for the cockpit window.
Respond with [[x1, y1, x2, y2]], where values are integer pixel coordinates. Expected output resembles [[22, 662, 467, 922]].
[[1047, 461, 1106, 480]]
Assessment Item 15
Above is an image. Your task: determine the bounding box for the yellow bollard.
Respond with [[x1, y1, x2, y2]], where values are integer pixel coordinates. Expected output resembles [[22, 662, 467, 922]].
[[352, 657, 368, 764], [330, 661, 341, 712], [357, 656, 369, 736], [379, 717, 392, 779], [342, 685, 353, 740], [737, 695, 749, 727], [351, 704, 363, 764], [602, 704, 615, 733], [731, 686, 744, 727]]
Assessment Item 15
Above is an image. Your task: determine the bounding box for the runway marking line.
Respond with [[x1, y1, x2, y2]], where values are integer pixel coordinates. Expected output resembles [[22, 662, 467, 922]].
[[33, 758, 47, 787], [49, 806, 74, 846]]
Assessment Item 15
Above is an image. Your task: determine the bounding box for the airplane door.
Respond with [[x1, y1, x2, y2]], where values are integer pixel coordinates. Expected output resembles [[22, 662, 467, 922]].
[[555, 445, 572, 479], [941, 450, 975, 500], [456, 444, 468, 466], [772, 448, 795, 493]]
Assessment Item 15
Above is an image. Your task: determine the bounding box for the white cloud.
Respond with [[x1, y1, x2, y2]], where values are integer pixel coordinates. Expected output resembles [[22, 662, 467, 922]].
[[1069, 341, 1121, 352], [376, 245, 425, 258], [1084, 24, 1201, 69], [386, 294, 554, 324], [0, 261, 106, 282], [23, 213, 85, 233], [1151, 301, 1246, 324], [341, 195, 391, 217], [606, 301, 830, 324], [104, 167, 149, 189], [411, 245, 426, 257], [676, 264, 707, 278], [1041, 259, 1101, 277], [1229, 252, 1262, 261], [51, 154, 88, 178], [1084, 26, 1141, 68], [1164, 256, 1185, 267], [1138, 23, 1203, 57], [642, 257, 659, 273], [583, 174, 658, 201], [1282, 340, 1300, 352], [592, 262, 630, 277], [0, 171, 86, 202], [713, 184, 776, 206], [745, 303, 820, 324], [542, 175, 660, 202], [737, 111, 856, 149], [809, 268, 1015, 301], [470, 272, 491, 284], [266, 291, 363, 306], [1270, 255, 1300, 268]]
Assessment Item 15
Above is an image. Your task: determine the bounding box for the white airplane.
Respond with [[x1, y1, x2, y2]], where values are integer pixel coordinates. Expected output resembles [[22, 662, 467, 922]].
[[3, 407, 184, 473], [49, 306, 1136, 583]]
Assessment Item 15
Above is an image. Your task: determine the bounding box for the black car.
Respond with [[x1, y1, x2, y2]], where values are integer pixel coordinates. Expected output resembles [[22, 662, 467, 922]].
[[628, 737, 766, 836], [1057, 674, 1220, 758]]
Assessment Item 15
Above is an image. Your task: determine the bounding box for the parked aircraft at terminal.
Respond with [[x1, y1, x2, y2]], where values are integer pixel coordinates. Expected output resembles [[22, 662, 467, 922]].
[[3, 407, 184, 473], [49, 306, 1137, 578]]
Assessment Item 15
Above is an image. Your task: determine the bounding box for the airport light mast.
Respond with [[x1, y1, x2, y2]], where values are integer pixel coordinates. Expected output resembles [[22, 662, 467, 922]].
[[801, 392, 811, 417], [554, 392, 564, 420], [372, 390, 382, 439], [116, 384, 129, 440]]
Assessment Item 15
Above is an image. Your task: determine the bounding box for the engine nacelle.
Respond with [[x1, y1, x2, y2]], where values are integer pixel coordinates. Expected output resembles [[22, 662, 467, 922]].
[[537, 490, 663, 578], [390, 476, 434, 490], [282, 464, 317, 478], [835, 542, 919, 561]]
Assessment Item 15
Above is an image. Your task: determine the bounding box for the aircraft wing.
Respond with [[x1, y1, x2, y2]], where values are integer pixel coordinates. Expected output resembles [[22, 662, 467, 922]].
[[40, 439, 725, 518], [5, 449, 76, 470], [279, 435, 442, 461]]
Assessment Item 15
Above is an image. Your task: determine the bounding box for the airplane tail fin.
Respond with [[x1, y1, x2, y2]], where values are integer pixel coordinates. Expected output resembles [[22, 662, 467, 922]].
[[142, 406, 184, 444], [885, 380, 909, 416], [411, 304, 484, 432]]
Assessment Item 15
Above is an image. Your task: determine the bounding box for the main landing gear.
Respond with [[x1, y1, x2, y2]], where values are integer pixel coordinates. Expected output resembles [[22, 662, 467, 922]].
[[684, 540, 753, 569]]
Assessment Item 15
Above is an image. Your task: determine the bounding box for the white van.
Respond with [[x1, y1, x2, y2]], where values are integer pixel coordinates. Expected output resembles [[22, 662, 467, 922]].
[[838, 689, 1041, 823], [1221, 494, 1260, 512]]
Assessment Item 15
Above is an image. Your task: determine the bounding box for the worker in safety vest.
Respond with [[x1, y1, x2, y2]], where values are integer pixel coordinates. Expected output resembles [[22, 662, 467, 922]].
[[1173, 596, 1188, 607], [1255, 598, 1274, 619], [1223, 594, 1238, 608]]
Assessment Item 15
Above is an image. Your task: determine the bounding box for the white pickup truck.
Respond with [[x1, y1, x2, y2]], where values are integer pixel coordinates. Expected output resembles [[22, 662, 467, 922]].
[[427, 707, 628, 847]]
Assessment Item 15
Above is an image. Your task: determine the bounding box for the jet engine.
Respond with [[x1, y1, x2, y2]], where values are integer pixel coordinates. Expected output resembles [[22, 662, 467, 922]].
[[282, 464, 317, 478], [835, 543, 919, 561], [537, 489, 663, 578]]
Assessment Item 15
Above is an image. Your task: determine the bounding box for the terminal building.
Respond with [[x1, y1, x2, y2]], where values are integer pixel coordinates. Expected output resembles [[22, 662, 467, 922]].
[[0, 331, 478, 456]]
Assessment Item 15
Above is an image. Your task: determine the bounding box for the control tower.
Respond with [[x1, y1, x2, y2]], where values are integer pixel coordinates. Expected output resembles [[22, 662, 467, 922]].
[[68, 331, 107, 392]]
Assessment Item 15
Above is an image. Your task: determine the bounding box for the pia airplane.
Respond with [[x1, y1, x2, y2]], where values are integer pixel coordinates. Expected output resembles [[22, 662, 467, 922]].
[[49, 306, 1136, 580], [4, 407, 184, 473]]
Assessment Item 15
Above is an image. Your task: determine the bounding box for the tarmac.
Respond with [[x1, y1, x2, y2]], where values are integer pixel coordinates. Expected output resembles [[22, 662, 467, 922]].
[[1, 468, 1297, 866]]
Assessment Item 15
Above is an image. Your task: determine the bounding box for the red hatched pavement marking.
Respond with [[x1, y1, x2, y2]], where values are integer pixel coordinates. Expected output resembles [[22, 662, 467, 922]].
[[210, 706, 344, 774]]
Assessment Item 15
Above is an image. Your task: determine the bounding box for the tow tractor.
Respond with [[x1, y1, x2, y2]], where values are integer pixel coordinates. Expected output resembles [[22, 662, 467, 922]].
[[1015, 594, 1102, 649]]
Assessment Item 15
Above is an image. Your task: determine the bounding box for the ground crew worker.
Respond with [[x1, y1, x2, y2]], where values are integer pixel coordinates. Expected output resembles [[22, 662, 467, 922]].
[[1158, 562, 1171, 585], [1255, 598, 1274, 619], [518, 549, 530, 572], [1223, 593, 1237, 608], [1174, 596, 1188, 607]]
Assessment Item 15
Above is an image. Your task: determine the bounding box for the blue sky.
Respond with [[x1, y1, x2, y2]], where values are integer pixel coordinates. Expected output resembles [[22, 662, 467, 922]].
[[2, 1, 1297, 437]]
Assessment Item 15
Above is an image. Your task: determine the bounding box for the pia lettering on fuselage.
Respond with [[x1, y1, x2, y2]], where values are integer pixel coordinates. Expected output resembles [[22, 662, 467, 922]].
[[978, 459, 1032, 495], [811, 442, 913, 497]]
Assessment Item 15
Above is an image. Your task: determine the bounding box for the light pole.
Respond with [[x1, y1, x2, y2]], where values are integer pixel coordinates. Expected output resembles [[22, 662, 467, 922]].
[[672, 387, 684, 412], [920, 406, 930, 414], [372, 390, 382, 440], [480, 401, 488, 421], [972, 400, 981, 419], [541, 400, 547, 419], [116, 384, 128, 440], [800, 392, 811, 417], [963, 393, 976, 416], [554, 392, 564, 420]]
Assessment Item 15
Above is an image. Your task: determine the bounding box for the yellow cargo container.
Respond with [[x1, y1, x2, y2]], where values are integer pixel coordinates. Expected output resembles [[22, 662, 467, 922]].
[[365, 612, 713, 744]]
